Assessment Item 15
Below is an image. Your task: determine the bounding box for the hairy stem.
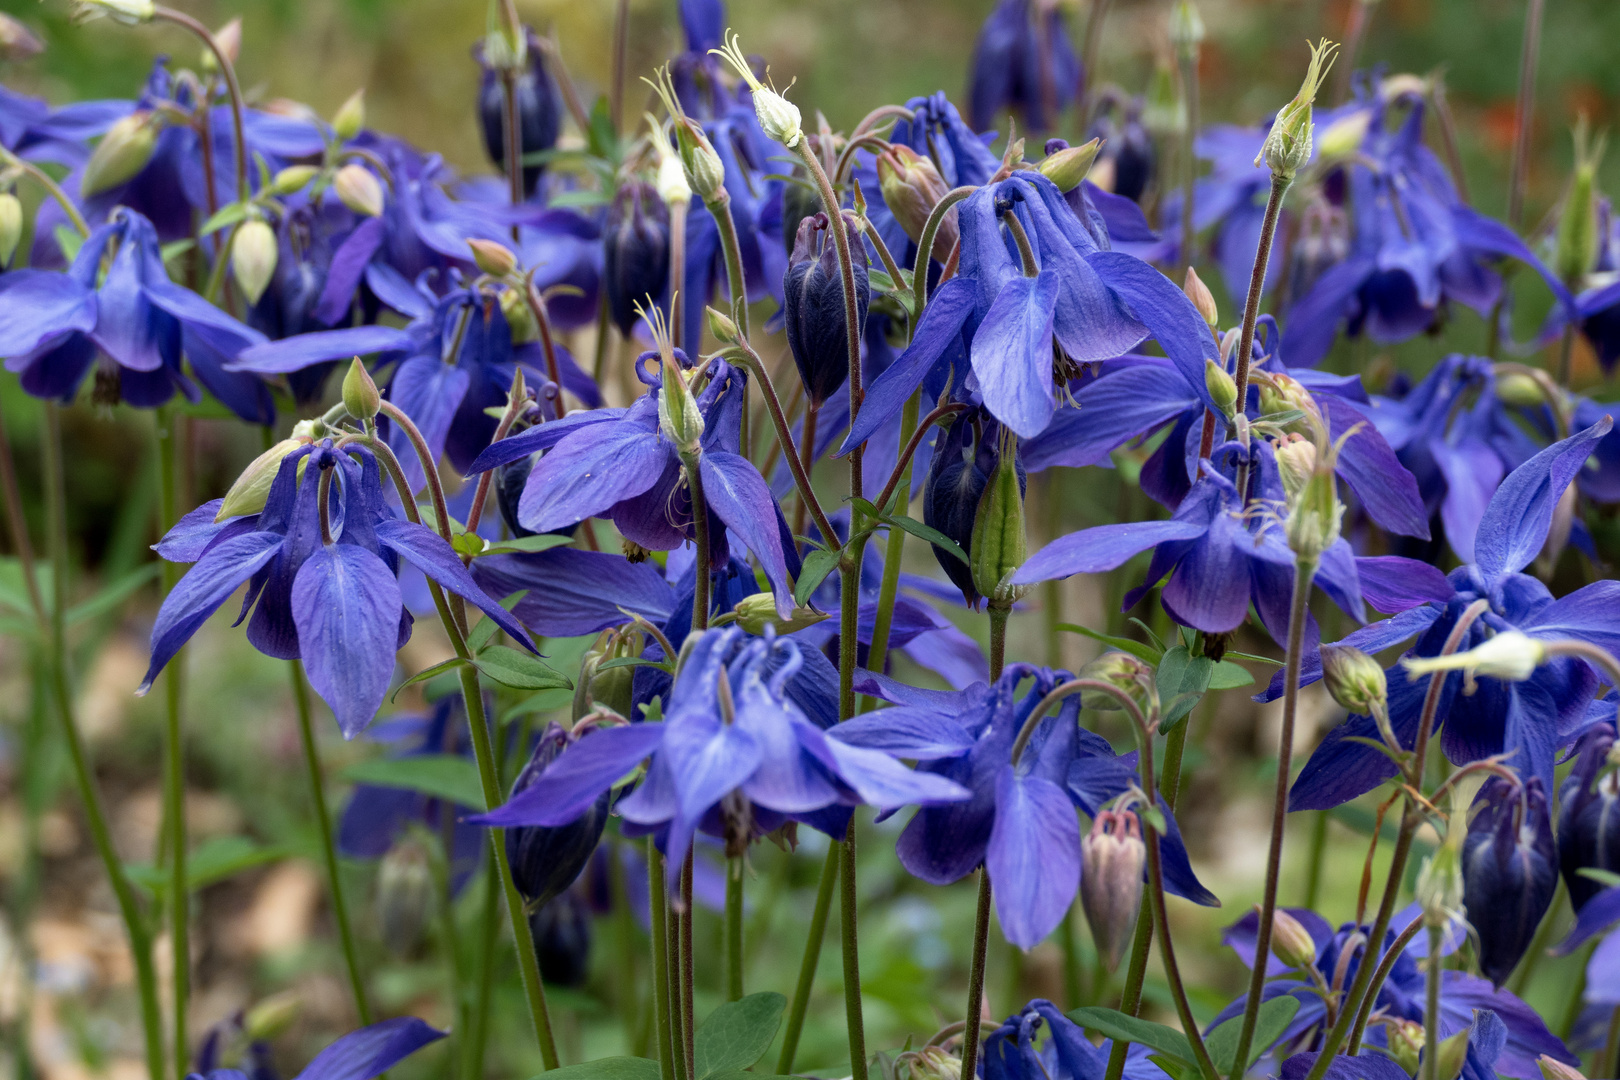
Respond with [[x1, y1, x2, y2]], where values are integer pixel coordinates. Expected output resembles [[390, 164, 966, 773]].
[[650, 842, 677, 1080], [725, 855, 744, 1001], [153, 7, 249, 203], [155, 406, 190, 1079], [777, 841, 841, 1074], [709, 195, 752, 339], [840, 821, 868, 1080]]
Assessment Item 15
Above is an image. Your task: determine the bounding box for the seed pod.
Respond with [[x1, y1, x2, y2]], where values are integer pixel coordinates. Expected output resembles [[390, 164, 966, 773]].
[[1402, 631, 1547, 684], [505, 724, 611, 911], [468, 238, 518, 278], [923, 413, 1025, 608], [375, 837, 435, 958], [333, 164, 384, 217], [1081, 809, 1145, 972], [0, 192, 22, 267], [604, 182, 671, 335], [657, 353, 705, 458], [82, 111, 158, 197], [1268, 908, 1319, 969], [1076, 652, 1157, 715], [714, 33, 803, 149], [1556, 726, 1620, 911], [970, 424, 1028, 605], [783, 212, 869, 407], [1555, 120, 1604, 287], [1388, 1020, 1424, 1076], [231, 218, 279, 305], [500, 285, 539, 345]]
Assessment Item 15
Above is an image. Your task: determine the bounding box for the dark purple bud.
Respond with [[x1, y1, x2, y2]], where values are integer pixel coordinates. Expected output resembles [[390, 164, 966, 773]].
[[604, 182, 671, 335], [496, 453, 537, 538], [475, 28, 561, 198], [966, 0, 1081, 134], [528, 888, 592, 987], [505, 723, 610, 910], [782, 211, 869, 407], [922, 412, 1025, 608], [1461, 775, 1558, 986], [780, 168, 820, 255], [1088, 101, 1155, 203], [1556, 724, 1620, 912]]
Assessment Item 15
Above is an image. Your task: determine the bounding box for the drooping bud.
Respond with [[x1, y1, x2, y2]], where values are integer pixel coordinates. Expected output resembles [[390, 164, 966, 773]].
[[905, 1045, 964, 1080], [1555, 118, 1605, 286], [1036, 137, 1102, 194], [500, 285, 538, 345], [1494, 371, 1546, 408], [1256, 39, 1339, 179], [1282, 438, 1341, 562], [879, 145, 956, 259], [0, 13, 45, 60], [476, 25, 560, 197], [468, 237, 518, 278], [1076, 652, 1157, 715], [604, 182, 671, 335], [1462, 775, 1557, 986], [1416, 776, 1476, 930], [243, 990, 301, 1042], [82, 111, 158, 197], [1184, 267, 1218, 329], [672, 115, 727, 203], [1080, 809, 1146, 972], [231, 217, 279, 305], [1318, 645, 1388, 719], [1205, 359, 1238, 417], [1538, 1055, 1588, 1080], [713, 32, 803, 149], [1268, 908, 1320, 969], [0, 192, 22, 268], [923, 413, 1026, 608], [734, 592, 828, 636], [1555, 725, 1620, 912], [1089, 101, 1157, 203], [333, 163, 384, 217], [706, 305, 741, 346], [342, 357, 381, 421], [1388, 1020, 1425, 1076], [217, 438, 305, 521], [970, 423, 1028, 606], [269, 164, 319, 196], [529, 889, 592, 987], [200, 18, 241, 72], [784, 212, 869, 406], [331, 88, 366, 142], [1402, 630, 1546, 684], [375, 836, 435, 958], [505, 724, 611, 910]]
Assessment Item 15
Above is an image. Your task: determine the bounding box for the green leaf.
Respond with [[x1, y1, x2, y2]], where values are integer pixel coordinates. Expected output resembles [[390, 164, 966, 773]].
[[160, 238, 196, 264], [1156, 646, 1215, 728], [693, 991, 787, 1079], [524, 1057, 662, 1080], [1208, 660, 1255, 690], [868, 269, 897, 293], [1577, 867, 1620, 887], [1225, 650, 1284, 668], [67, 564, 159, 625], [341, 754, 488, 811], [481, 534, 575, 556], [500, 688, 575, 723], [465, 591, 529, 654], [390, 657, 469, 703], [1148, 1055, 1196, 1080], [585, 95, 620, 162], [475, 646, 573, 691], [1129, 618, 1167, 655], [200, 201, 249, 236], [127, 835, 289, 895], [1066, 1007, 1194, 1064], [1055, 623, 1163, 665], [595, 656, 671, 674], [795, 548, 840, 606], [885, 513, 967, 564], [1139, 804, 1167, 835], [1206, 995, 1300, 1074], [548, 189, 611, 209], [452, 531, 486, 558]]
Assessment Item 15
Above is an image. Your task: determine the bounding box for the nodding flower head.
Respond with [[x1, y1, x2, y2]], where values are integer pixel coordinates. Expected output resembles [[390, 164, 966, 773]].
[[783, 211, 869, 407], [604, 181, 672, 335], [711, 31, 803, 148], [505, 723, 613, 912], [1462, 775, 1558, 986]]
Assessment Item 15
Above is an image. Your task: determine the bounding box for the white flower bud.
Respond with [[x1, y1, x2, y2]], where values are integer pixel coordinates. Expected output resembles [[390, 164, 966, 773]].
[[1402, 631, 1546, 684], [231, 217, 279, 305], [333, 163, 384, 217], [713, 32, 803, 149]]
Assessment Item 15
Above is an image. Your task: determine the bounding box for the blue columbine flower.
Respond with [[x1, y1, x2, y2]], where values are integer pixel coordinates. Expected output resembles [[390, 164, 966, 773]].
[[966, 0, 1082, 135], [473, 626, 971, 871], [842, 663, 1217, 948], [847, 170, 1220, 444], [1268, 419, 1620, 809], [1556, 720, 1620, 912], [1551, 884, 1620, 1012], [188, 1015, 445, 1080], [983, 998, 1175, 1080], [889, 91, 1002, 190], [1218, 905, 1574, 1080], [1537, 196, 1620, 374], [0, 207, 273, 421], [1461, 775, 1558, 987], [141, 442, 534, 736]]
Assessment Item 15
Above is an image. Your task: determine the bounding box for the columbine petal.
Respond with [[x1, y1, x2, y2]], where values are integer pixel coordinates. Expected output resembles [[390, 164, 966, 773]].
[[987, 764, 1079, 948], [290, 1017, 446, 1080], [292, 544, 402, 738], [374, 518, 536, 650], [0, 270, 95, 356], [472, 723, 666, 827], [841, 276, 976, 454], [230, 325, 414, 374], [1012, 519, 1207, 585], [517, 422, 670, 533], [971, 269, 1060, 439], [140, 531, 285, 694], [1474, 417, 1614, 583], [699, 451, 793, 617]]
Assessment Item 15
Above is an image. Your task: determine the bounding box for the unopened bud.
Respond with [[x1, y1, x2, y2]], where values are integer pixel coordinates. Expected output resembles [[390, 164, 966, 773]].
[[1432, 1025, 1471, 1080], [1273, 433, 1318, 500], [1143, 60, 1186, 138], [0, 193, 22, 267], [907, 1045, 964, 1080], [500, 286, 538, 344], [1081, 810, 1145, 972], [0, 13, 45, 60], [74, 0, 154, 24], [199, 17, 241, 72], [1284, 456, 1341, 561], [1495, 371, 1546, 408], [1403, 630, 1546, 684], [217, 438, 304, 521], [342, 357, 381, 421], [376, 837, 435, 959], [969, 425, 1027, 605], [577, 627, 642, 720], [1388, 1021, 1425, 1076], [243, 991, 301, 1042], [880, 145, 957, 259], [1538, 1055, 1587, 1080], [655, 150, 692, 209], [1555, 119, 1605, 286], [1184, 267, 1218, 328], [468, 237, 517, 277], [1268, 908, 1319, 969], [331, 88, 366, 142], [657, 354, 705, 457], [1318, 645, 1388, 718], [333, 163, 384, 217], [231, 217, 278, 305], [1077, 652, 1156, 714], [1205, 359, 1237, 416], [734, 593, 828, 636], [1256, 39, 1339, 178], [82, 111, 158, 197], [1169, 1, 1204, 56], [269, 164, 319, 195], [706, 305, 742, 346], [672, 116, 727, 203], [714, 32, 803, 149], [1036, 137, 1102, 193]]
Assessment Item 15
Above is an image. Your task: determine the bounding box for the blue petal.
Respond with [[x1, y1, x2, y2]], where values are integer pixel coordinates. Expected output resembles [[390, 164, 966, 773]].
[[1278, 256, 1376, 367], [828, 711, 977, 760], [375, 519, 537, 652], [464, 407, 629, 475], [1011, 519, 1207, 585], [699, 451, 793, 617], [971, 270, 1061, 438], [517, 423, 670, 533], [1321, 394, 1429, 539], [0, 270, 95, 356], [292, 544, 402, 738], [987, 764, 1080, 948], [140, 531, 285, 694], [814, 723, 974, 809], [1474, 417, 1614, 583], [1356, 556, 1455, 614], [472, 548, 674, 637], [1022, 362, 1197, 472], [230, 326, 414, 374], [290, 1016, 446, 1080], [473, 723, 666, 827], [1087, 250, 1221, 409]]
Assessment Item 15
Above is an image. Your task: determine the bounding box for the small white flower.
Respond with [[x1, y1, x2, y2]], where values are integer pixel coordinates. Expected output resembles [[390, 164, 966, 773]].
[[711, 31, 803, 149]]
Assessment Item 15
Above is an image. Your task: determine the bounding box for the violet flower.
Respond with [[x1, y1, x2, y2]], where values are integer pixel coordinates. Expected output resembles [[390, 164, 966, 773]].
[[966, 0, 1082, 134]]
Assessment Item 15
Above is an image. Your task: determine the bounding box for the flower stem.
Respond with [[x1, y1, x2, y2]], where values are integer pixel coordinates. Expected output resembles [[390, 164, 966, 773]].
[[686, 458, 711, 630], [1178, 46, 1199, 278], [649, 841, 678, 1080], [1303, 811, 1329, 909], [777, 840, 840, 1074], [680, 849, 697, 1080], [725, 855, 745, 1001], [722, 341, 837, 544], [708, 195, 752, 338], [960, 872, 993, 1080], [289, 659, 372, 1024], [874, 402, 968, 514], [1228, 557, 1317, 1080], [915, 188, 976, 310], [863, 390, 921, 693], [1343, 917, 1424, 1050], [840, 819, 868, 1080], [1232, 173, 1292, 431], [153, 6, 249, 203], [0, 400, 45, 635], [44, 403, 166, 1080], [467, 853, 501, 1080], [1554, 324, 1577, 388], [669, 199, 688, 348], [1334, 1, 1374, 104], [1102, 905, 1156, 1080], [1602, 1005, 1620, 1080], [500, 68, 524, 235], [2, 152, 91, 237], [1506, 0, 1545, 230], [1422, 925, 1442, 1080], [1078, 0, 1114, 115]]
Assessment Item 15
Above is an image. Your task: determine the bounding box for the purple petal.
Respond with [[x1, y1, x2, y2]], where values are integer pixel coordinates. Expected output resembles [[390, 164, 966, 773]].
[[472, 547, 674, 638], [387, 355, 470, 489], [518, 424, 669, 533], [1433, 437, 1502, 564], [154, 499, 233, 562], [293, 544, 402, 738], [472, 723, 666, 827], [1087, 250, 1221, 409], [814, 724, 973, 808], [1022, 363, 1197, 472], [1474, 417, 1614, 582], [291, 1016, 446, 1080], [700, 451, 792, 617], [988, 765, 1079, 948], [464, 407, 629, 475], [140, 531, 284, 694], [1586, 930, 1620, 1005], [1278, 256, 1376, 367], [829, 710, 977, 760], [1356, 556, 1455, 614], [971, 270, 1060, 439], [314, 217, 385, 326], [0, 270, 95, 356], [1257, 605, 1446, 703], [1322, 395, 1429, 539], [1011, 519, 1207, 585], [1280, 1052, 1411, 1080], [231, 326, 413, 374], [1159, 513, 1253, 633], [375, 519, 536, 651]]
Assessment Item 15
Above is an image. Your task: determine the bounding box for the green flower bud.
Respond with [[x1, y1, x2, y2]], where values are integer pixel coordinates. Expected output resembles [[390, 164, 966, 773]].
[[714, 32, 803, 149], [970, 426, 1027, 605], [217, 438, 305, 521], [1273, 433, 1317, 501], [902, 1046, 963, 1080], [269, 164, 319, 196], [0, 13, 45, 60], [1555, 119, 1605, 287], [74, 0, 154, 24], [0, 192, 22, 268], [375, 837, 435, 959], [734, 592, 828, 636], [231, 217, 279, 305], [82, 111, 159, 197], [1284, 454, 1341, 562], [342, 356, 381, 421], [1318, 644, 1388, 718], [243, 991, 301, 1042], [333, 163, 384, 217], [1080, 810, 1145, 972], [1205, 359, 1238, 416], [1036, 137, 1102, 194], [501, 285, 538, 344], [705, 305, 742, 346], [658, 353, 705, 458], [1268, 907, 1319, 969], [1538, 1055, 1587, 1080], [199, 18, 241, 74], [674, 116, 728, 204], [1256, 39, 1339, 179], [1494, 371, 1546, 408], [468, 237, 518, 277], [331, 88, 366, 142], [1184, 266, 1218, 329], [1169, 1, 1204, 57], [1402, 630, 1546, 684], [1388, 1020, 1424, 1077], [1077, 652, 1158, 714], [880, 145, 956, 256], [647, 114, 694, 209], [573, 627, 645, 720]]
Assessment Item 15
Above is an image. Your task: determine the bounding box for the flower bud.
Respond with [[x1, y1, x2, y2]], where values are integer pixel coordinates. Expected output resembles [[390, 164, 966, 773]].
[[706, 305, 742, 346], [1388, 1020, 1425, 1076], [1495, 371, 1546, 408], [82, 111, 158, 197], [1415, 839, 1464, 929], [1036, 138, 1102, 194], [1143, 60, 1186, 140], [217, 438, 305, 521], [1463, 775, 1557, 986], [655, 149, 691, 209], [500, 285, 539, 345], [1076, 652, 1157, 714], [1273, 433, 1318, 501], [333, 163, 384, 217], [657, 352, 705, 458], [207, 18, 242, 70], [331, 88, 366, 142], [1184, 267, 1218, 329], [1081, 809, 1145, 972], [375, 836, 435, 958], [0, 13, 45, 60], [604, 182, 671, 335], [714, 33, 803, 149], [1538, 1055, 1587, 1080], [243, 991, 301, 1042], [1555, 726, 1620, 912], [529, 890, 592, 987], [906, 1046, 964, 1080], [1318, 645, 1388, 718], [1169, 1, 1204, 57], [506, 724, 611, 910], [970, 424, 1028, 606], [231, 217, 279, 306], [879, 145, 956, 258], [734, 592, 828, 636], [1431, 1025, 1471, 1080], [74, 0, 154, 24], [1269, 908, 1320, 969], [342, 357, 381, 421], [1556, 122, 1604, 286], [1256, 39, 1339, 179], [1205, 359, 1237, 416], [468, 237, 518, 278], [477, 26, 560, 197], [269, 164, 319, 196], [1402, 630, 1546, 684], [673, 116, 728, 204], [0, 192, 22, 268], [1089, 104, 1157, 203], [784, 212, 869, 406], [1316, 108, 1372, 163]]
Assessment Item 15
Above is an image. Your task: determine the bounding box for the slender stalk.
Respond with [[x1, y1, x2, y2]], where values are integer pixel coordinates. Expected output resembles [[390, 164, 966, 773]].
[[1555, 325, 1577, 388], [1343, 917, 1425, 1052], [795, 404, 820, 542], [1078, 0, 1113, 115], [777, 841, 841, 1074], [1602, 1006, 1620, 1080], [914, 187, 976, 311], [1102, 904, 1155, 1080], [593, 294, 615, 393], [1178, 46, 1199, 278], [1428, 78, 1470, 203], [722, 341, 836, 545], [467, 854, 501, 1080], [523, 281, 565, 396], [610, 836, 640, 1051], [1422, 926, 1442, 1080], [709, 196, 752, 338], [1505, 0, 1545, 230], [609, 0, 630, 134], [874, 402, 968, 514], [1058, 910, 1082, 1010], [500, 64, 525, 230], [839, 821, 868, 1080], [42, 404, 166, 1080], [669, 199, 688, 349], [1334, 1, 1374, 105], [3, 152, 91, 237], [686, 459, 711, 630], [680, 850, 696, 1080], [725, 855, 744, 1001], [650, 842, 677, 1080], [0, 400, 44, 628], [1232, 174, 1292, 430], [152, 7, 248, 203], [863, 390, 921, 693], [1228, 558, 1317, 1079], [1303, 811, 1330, 909], [290, 661, 372, 1024], [667, 894, 689, 1080], [960, 873, 993, 1078]]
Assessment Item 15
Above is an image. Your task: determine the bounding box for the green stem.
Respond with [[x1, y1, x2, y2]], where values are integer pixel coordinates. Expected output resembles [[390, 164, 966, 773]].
[[1303, 811, 1330, 910], [155, 405, 189, 1080], [1178, 46, 1199, 278], [290, 660, 372, 1023], [1602, 1005, 1620, 1080], [777, 841, 840, 1074], [152, 6, 249, 203], [840, 822, 868, 1080], [467, 854, 501, 1080], [862, 390, 921, 695], [650, 842, 677, 1080], [680, 849, 696, 1080], [1505, 0, 1545, 230], [960, 872, 993, 1080], [1058, 907, 1082, 1010], [726, 855, 744, 1001], [1229, 558, 1317, 1080], [1422, 926, 1442, 1080], [44, 403, 166, 1080], [1101, 901, 1155, 1080], [1555, 324, 1576, 388], [611, 835, 641, 1051], [709, 195, 752, 338], [1232, 173, 1292, 434], [686, 457, 711, 631]]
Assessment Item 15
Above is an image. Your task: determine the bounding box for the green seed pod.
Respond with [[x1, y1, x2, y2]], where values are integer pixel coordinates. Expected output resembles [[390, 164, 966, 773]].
[[269, 164, 319, 196], [331, 88, 366, 142], [243, 991, 301, 1042], [1256, 39, 1339, 179], [1388, 1021, 1424, 1077], [734, 592, 829, 636], [969, 425, 1027, 605], [1205, 359, 1238, 417], [1555, 120, 1605, 287]]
